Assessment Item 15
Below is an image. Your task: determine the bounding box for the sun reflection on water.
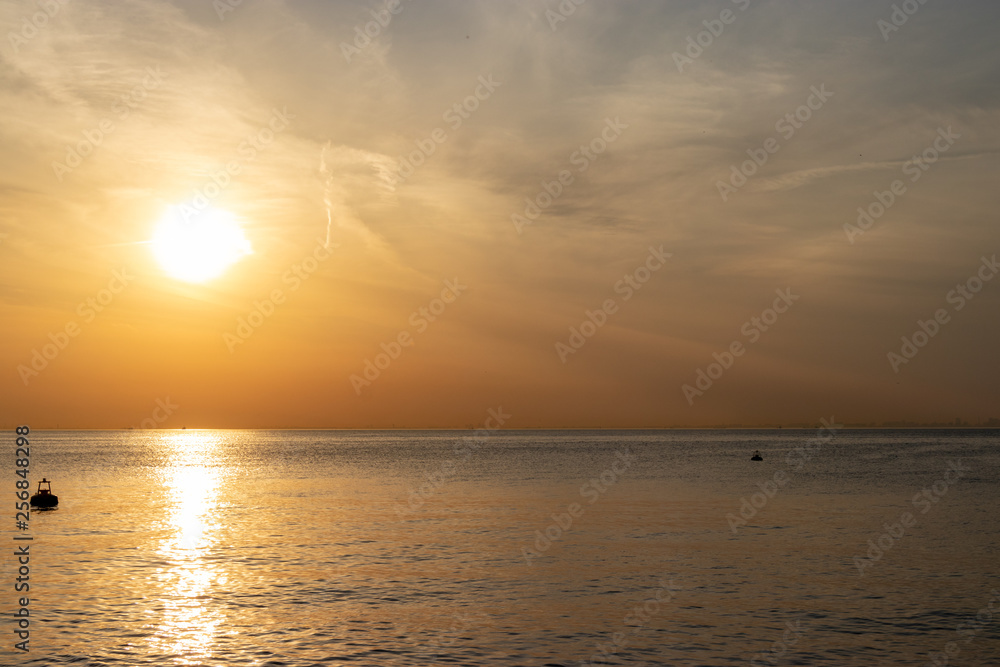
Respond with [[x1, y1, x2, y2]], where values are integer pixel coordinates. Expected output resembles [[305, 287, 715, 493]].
[[148, 431, 229, 664]]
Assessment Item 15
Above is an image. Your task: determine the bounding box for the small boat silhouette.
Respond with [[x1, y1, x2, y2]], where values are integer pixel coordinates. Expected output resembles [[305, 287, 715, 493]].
[[30, 478, 59, 508], [750, 450, 763, 461]]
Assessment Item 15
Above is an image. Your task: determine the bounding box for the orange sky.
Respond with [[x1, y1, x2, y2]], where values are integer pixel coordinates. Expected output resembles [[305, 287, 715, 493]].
[[2, 1, 998, 428]]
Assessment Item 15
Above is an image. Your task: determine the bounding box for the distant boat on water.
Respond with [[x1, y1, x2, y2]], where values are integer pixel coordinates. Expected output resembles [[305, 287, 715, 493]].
[[750, 450, 763, 461], [30, 478, 59, 508]]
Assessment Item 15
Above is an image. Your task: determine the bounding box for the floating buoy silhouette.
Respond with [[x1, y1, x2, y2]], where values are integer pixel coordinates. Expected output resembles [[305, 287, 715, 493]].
[[750, 450, 763, 461], [30, 478, 58, 508]]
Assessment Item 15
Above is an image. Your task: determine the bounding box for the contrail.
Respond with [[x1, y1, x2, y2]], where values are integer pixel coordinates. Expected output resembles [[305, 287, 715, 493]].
[[319, 142, 333, 249], [316, 142, 397, 253]]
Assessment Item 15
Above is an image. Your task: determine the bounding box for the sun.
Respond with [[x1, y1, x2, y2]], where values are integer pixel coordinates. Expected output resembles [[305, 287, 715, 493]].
[[152, 206, 253, 283]]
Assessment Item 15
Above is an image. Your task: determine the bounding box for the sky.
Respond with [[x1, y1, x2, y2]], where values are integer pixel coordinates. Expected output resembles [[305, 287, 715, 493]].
[[1, 0, 998, 428]]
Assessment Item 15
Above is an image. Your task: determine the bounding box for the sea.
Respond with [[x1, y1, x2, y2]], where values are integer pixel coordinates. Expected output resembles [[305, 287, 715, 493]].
[[3, 428, 998, 666]]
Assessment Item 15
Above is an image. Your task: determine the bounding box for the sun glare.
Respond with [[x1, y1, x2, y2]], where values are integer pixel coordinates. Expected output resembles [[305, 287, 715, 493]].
[[152, 206, 253, 283]]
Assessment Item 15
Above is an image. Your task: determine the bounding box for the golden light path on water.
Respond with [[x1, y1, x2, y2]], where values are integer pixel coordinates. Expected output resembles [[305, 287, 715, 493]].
[[148, 431, 229, 664]]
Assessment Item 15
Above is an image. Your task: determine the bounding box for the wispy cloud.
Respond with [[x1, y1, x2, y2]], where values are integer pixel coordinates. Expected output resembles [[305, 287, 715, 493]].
[[319, 142, 397, 250], [751, 151, 999, 193]]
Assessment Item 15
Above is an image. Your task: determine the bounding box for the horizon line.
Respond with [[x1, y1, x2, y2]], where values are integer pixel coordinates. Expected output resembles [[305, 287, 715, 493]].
[[10, 424, 999, 432]]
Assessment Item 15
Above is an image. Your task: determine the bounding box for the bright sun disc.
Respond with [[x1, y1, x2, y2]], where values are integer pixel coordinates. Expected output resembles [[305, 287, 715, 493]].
[[152, 206, 252, 283]]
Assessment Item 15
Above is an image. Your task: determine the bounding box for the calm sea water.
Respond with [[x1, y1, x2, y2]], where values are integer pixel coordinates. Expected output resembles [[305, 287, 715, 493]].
[[3, 429, 999, 666]]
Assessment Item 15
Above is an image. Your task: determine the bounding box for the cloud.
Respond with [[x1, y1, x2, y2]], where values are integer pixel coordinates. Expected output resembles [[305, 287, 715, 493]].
[[751, 151, 1000, 193], [319, 142, 397, 250]]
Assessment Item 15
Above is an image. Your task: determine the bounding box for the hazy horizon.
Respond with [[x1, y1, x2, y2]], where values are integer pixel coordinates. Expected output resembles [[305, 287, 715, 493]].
[[8, 423, 1000, 431]]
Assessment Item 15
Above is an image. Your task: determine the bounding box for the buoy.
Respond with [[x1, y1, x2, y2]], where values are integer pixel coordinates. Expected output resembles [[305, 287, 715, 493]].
[[29, 478, 58, 508]]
